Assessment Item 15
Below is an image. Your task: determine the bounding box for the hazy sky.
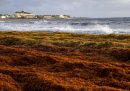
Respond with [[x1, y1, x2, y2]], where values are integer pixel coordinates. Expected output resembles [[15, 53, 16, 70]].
[[0, 0, 130, 17]]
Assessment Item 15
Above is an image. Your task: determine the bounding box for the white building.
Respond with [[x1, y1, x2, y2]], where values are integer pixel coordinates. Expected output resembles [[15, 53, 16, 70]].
[[14, 11, 35, 19], [0, 16, 6, 19], [0, 14, 6, 19]]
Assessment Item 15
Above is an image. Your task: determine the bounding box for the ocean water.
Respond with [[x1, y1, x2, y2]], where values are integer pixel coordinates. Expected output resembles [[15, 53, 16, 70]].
[[0, 17, 130, 34]]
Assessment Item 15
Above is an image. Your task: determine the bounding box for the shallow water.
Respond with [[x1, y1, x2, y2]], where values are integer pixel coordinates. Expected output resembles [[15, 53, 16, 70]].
[[0, 18, 130, 34]]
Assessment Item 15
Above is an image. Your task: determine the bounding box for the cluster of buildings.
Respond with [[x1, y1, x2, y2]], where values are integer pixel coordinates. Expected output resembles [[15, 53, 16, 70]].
[[0, 11, 71, 19]]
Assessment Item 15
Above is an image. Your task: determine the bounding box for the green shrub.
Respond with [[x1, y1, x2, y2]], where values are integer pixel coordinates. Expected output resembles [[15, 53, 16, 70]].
[[23, 39, 40, 46], [82, 42, 98, 47], [52, 41, 82, 47], [82, 41, 113, 48], [98, 42, 113, 48], [0, 37, 22, 45], [0, 37, 40, 46]]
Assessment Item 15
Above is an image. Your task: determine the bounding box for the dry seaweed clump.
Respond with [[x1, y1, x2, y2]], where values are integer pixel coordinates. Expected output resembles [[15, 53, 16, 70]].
[[0, 73, 21, 91], [0, 32, 130, 91]]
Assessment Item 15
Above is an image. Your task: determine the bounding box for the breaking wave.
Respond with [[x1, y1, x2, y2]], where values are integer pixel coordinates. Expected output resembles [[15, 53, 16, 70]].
[[0, 19, 130, 34]]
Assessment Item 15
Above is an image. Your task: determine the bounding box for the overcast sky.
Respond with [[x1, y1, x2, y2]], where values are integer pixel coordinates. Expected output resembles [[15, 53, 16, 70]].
[[0, 0, 130, 18]]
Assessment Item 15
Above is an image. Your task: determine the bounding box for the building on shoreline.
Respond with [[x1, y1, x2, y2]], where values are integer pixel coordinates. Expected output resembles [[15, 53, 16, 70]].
[[0, 14, 7, 19], [0, 16, 6, 19], [14, 11, 36, 19]]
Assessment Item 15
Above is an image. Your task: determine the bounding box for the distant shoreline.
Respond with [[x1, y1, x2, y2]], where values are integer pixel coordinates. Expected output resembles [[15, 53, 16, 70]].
[[0, 18, 71, 20]]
